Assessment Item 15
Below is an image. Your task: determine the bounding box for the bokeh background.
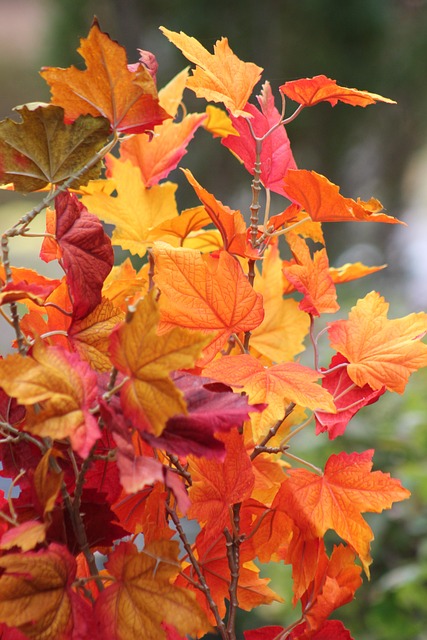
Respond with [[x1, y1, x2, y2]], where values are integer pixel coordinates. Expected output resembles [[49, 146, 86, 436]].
[[0, 1, 427, 638]]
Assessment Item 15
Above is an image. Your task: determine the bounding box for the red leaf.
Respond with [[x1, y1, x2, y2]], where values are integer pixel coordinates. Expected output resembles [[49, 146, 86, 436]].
[[315, 353, 385, 439], [222, 81, 296, 196], [290, 620, 354, 640], [244, 627, 284, 640], [143, 372, 263, 460], [54, 190, 114, 321]]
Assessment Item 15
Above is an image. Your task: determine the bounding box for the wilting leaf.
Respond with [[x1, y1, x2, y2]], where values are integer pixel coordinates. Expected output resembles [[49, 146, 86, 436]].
[[222, 81, 296, 195], [0, 104, 110, 191], [41, 19, 170, 135], [94, 540, 210, 640], [0, 339, 100, 458], [160, 28, 262, 116], [152, 245, 264, 363], [280, 75, 396, 108], [53, 190, 114, 321], [109, 289, 209, 435], [328, 291, 427, 393]]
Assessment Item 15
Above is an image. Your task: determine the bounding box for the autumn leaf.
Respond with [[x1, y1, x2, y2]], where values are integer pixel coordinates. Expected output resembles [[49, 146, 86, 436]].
[[329, 261, 386, 284], [0, 543, 92, 640], [222, 81, 297, 195], [94, 540, 210, 640], [328, 291, 427, 393], [160, 28, 262, 116], [152, 245, 264, 363], [0, 104, 110, 192], [52, 190, 114, 321], [69, 297, 125, 372], [143, 371, 263, 459], [101, 258, 148, 309], [205, 354, 335, 439], [109, 289, 210, 435], [315, 353, 385, 439], [0, 280, 59, 307], [182, 169, 253, 257], [204, 105, 238, 138], [283, 170, 403, 224], [290, 620, 354, 640], [244, 627, 285, 640], [283, 234, 339, 316], [149, 206, 212, 245], [0, 339, 100, 458], [120, 112, 206, 186], [251, 242, 310, 362], [187, 430, 254, 540], [82, 155, 179, 256], [277, 450, 410, 574], [41, 19, 170, 135], [280, 74, 396, 108]]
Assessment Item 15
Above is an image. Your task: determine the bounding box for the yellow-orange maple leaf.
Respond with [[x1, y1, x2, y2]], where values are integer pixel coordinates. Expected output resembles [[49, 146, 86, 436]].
[[152, 244, 264, 363], [81, 154, 179, 256], [160, 28, 263, 116], [205, 354, 335, 439], [0, 339, 100, 457], [95, 540, 210, 640], [328, 291, 427, 393], [109, 289, 210, 435]]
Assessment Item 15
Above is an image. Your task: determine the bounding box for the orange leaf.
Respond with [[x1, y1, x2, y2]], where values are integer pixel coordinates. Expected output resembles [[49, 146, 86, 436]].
[[120, 113, 206, 186], [0, 543, 90, 640], [41, 20, 170, 135], [109, 289, 210, 435], [95, 540, 210, 640], [251, 242, 310, 362], [82, 155, 179, 256], [328, 291, 427, 392], [329, 261, 386, 284], [283, 234, 339, 316], [0, 339, 100, 457], [149, 206, 212, 243], [283, 170, 403, 224], [182, 169, 253, 257], [152, 245, 264, 363], [280, 75, 396, 108], [205, 354, 335, 439], [277, 450, 410, 574], [187, 430, 255, 541], [160, 28, 263, 116]]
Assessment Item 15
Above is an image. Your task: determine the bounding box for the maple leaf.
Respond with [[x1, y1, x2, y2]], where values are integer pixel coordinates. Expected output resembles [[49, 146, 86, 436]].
[[280, 74, 396, 108], [160, 28, 263, 116], [101, 258, 148, 309], [152, 245, 264, 363], [94, 540, 210, 640], [109, 289, 210, 435], [0, 104, 110, 192], [205, 354, 335, 439], [182, 169, 253, 257], [120, 112, 206, 186], [290, 620, 354, 640], [277, 450, 410, 574], [0, 543, 92, 640], [69, 297, 125, 372], [51, 190, 114, 321], [327, 291, 427, 393], [81, 155, 179, 256], [283, 234, 339, 316], [329, 261, 386, 284], [0, 279, 60, 307], [251, 242, 310, 362], [204, 105, 239, 138], [149, 206, 212, 245], [222, 81, 297, 195], [283, 170, 403, 224], [143, 371, 262, 459], [0, 339, 100, 458], [315, 353, 385, 439], [41, 19, 170, 135], [187, 430, 255, 541]]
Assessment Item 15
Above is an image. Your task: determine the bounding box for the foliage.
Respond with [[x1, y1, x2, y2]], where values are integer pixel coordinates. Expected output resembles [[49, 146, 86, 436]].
[[0, 18, 424, 640]]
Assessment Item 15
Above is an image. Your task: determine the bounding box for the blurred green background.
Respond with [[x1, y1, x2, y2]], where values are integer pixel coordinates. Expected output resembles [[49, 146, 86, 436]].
[[1, 0, 427, 638]]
